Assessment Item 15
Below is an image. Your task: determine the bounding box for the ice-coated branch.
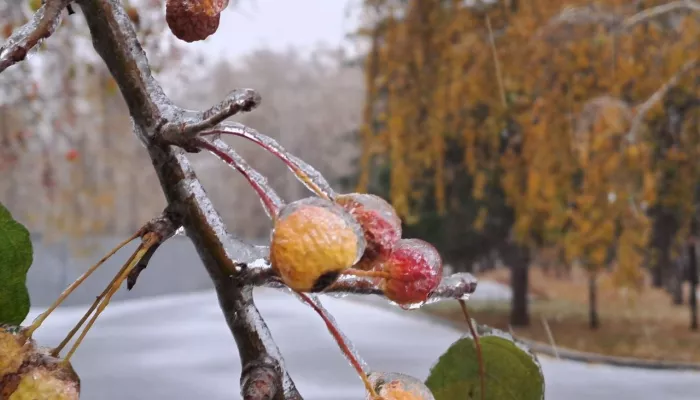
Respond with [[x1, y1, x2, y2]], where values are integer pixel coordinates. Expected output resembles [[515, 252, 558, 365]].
[[241, 257, 479, 303], [194, 137, 285, 218], [127, 207, 184, 290], [161, 89, 263, 141], [0, 0, 70, 73], [200, 121, 338, 200], [73, 0, 301, 398]]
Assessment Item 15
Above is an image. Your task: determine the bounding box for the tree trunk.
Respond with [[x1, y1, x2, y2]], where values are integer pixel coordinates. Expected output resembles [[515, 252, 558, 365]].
[[689, 237, 698, 331], [650, 208, 677, 288], [501, 243, 530, 327], [588, 272, 599, 330], [669, 258, 684, 305]]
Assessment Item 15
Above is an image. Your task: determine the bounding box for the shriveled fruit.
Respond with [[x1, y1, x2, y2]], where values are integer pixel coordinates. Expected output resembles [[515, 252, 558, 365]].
[[0, 325, 30, 377], [270, 197, 365, 292], [336, 193, 401, 271], [377, 239, 442, 307], [367, 372, 435, 400], [0, 326, 80, 400], [165, 0, 225, 42]]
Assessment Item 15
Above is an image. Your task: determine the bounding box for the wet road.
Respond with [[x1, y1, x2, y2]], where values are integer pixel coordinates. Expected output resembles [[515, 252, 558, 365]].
[[24, 288, 700, 400]]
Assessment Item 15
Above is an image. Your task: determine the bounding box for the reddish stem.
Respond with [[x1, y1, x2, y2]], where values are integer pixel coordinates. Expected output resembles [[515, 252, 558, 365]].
[[459, 299, 485, 400], [343, 268, 392, 280], [297, 293, 379, 399], [201, 129, 334, 201], [196, 139, 282, 219]]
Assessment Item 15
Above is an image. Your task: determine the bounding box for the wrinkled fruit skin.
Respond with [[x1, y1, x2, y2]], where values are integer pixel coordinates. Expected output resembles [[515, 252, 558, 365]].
[[270, 198, 365, 292], [367, 372, 435, 400], [336, 193, 402, 271], [165, 0, 221, 42], [0, 325, 80, 400], [379, 239, 442, 306]]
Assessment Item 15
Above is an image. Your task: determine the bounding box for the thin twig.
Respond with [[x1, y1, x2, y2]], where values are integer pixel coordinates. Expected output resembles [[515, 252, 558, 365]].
[[24, 230, 142, 337], [540, 316, 560, 360], [486, 15, 507, 109], [162, 89, 262, 141], [621, 0, 700, 30], [628, 58, 698, 141], [52, 242, 142, 357], [62, 235, 158, 363], [0, 0, 71, 73]]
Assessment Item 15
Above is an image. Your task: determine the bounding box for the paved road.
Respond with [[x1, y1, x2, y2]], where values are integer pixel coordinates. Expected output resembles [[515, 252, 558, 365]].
[[24, 289, 700, 400]]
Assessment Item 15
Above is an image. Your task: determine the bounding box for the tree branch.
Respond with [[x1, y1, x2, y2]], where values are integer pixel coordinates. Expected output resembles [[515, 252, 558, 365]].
[[161, 89, 263, 141], [74, 1, 301, 398], [241, 257, 479, 302], [621, 0, 700, 30], [0, 0, 70, 73]]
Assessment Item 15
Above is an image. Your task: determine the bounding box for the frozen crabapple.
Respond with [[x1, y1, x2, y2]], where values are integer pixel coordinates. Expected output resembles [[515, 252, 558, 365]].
[[367, 372, 435, 400], [0, 325, 80, 399], [270, 197, 366, 292], [165, 0, 224, 42], [376, 239, 442, 307], [335, 193, 402, 271]]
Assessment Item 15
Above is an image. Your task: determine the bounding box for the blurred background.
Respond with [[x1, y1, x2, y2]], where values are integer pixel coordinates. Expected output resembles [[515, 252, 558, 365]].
[[2, 0, 700, 399]]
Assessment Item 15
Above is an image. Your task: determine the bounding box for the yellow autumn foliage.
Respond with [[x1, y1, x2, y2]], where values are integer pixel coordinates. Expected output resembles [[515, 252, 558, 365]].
[[358, 0, 700, 288]]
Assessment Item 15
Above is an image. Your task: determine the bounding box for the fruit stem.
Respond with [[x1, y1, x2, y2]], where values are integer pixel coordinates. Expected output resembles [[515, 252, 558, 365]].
[[459, 299, 485, 400], [297, 293, 381, 400], [196, 138, 284, 220], [61, 236, 156, 364], [202, 130, 335, 201], [24, 230, 141, 339], [343, 268, 392, 280]]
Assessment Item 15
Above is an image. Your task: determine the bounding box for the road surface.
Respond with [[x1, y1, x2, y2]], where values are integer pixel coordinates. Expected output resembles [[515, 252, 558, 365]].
[[24, 288, 700, 400]]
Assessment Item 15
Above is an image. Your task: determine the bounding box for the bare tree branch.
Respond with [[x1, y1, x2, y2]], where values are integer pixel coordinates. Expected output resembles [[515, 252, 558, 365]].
[[0, 0, 70, 73], [622, 0, 700, 30], [162, 89, 262, 141], [241, 258, 479, 302], [628, 58, 698, 141], [127, 207, 184, 290], [73, 1, 302, 398]]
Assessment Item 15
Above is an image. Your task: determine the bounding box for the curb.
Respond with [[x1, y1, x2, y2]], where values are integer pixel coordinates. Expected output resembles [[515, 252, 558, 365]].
[[518, 339, 700, 372], [343, 295, 700, 372]]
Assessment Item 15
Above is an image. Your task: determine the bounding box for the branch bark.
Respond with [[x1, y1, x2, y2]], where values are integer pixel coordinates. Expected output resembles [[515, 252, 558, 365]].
[[0, 0, 70, 73], [73, 1, 301, 398]]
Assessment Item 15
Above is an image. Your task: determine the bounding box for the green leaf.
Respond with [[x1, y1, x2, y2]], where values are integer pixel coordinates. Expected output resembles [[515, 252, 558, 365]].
[[0, 202, 32, 325], [426, 325, 545, 400]]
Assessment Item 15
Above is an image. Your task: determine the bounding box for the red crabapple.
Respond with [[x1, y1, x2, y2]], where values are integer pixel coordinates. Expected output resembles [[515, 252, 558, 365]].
[[336, 193, 402, 271], [376, 239, 442, 307], [270, 197, 366, 292]]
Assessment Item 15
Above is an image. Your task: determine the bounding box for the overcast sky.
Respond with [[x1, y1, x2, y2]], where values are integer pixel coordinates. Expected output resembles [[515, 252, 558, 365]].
[[183, 0, 363, 60]]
